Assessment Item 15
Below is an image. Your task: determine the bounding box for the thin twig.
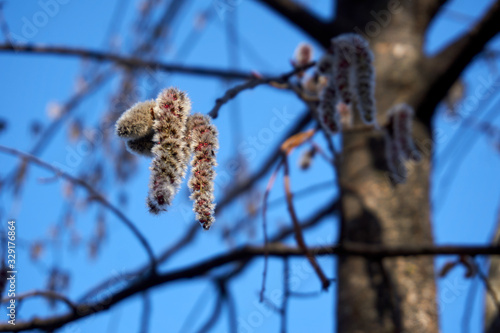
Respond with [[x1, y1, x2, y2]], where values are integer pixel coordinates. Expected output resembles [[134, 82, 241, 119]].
[[208, 62, 315, 118], [196, 284, 224, 333], [178, 284, 212, 333], [260, 159, 284, 302], [0, 2, 12, 44], [0, 43, 254, 80], [139, 292, 151, 333], [461, 276, 479, 333], [281, 258, 290, 333], [283, 154, 331, 290], [474, 258, 500, 312], [224, 287, 238, 333], [0, 144, 157, 270], [223, 180, 334, 238], [81, 197, 336, 304], [2, 243, 500, 331], [1, 290, 77, 312], [289, 291, 323, 298]]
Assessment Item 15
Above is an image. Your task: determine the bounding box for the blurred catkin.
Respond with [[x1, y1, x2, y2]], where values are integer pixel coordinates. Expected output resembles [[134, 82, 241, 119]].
[[384, 103, 421, 183], [316, 33, 376, 132]]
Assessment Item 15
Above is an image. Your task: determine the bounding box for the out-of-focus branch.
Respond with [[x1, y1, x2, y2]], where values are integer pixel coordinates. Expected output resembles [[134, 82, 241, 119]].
[[0, 144, 157, 270], [0, 43, 254, 80], [417, 0, 500, 125], [0, 290, 77, 312], [4, 242, 500, 331], [418, 0, 451, 30], [255, 0, 343, 47], [216, 111, 312, 212], [208, 62, 315, 118], [282, 155, 330, 290], [81, 196, 337, 304]]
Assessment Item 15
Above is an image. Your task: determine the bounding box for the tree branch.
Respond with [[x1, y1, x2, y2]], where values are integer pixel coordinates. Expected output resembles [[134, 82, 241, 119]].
[[4, 242, 500, 331], [216, 111, 312, 212], [418, 0, 451, 31], [416, 0, 500, 125], [0, 144, 157, 270], [1, 290, 77, 313], [256, 0, 345, 47], [0, 43, 254, 80], [208, 62, 315, 118]]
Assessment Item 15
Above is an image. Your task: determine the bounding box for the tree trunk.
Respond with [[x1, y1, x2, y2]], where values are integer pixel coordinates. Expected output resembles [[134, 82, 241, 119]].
[[336, 3, 438, 332], [486, 225, 500, 333]]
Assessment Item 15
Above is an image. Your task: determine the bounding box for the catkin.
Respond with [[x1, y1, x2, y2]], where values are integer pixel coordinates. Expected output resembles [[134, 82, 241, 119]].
[[126, 130, 155, 157], [318, 84, 340, 134], [351, 34, 376, 124], [384, 103, 421, 183], [115, 100, 155, 139], [147, 88, 191, 214], [390, 104, 421, 161], [187, 113, 219, 230]]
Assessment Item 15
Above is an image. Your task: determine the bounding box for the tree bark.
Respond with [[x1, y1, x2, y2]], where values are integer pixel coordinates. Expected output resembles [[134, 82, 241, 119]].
[[486, 225, 500, 333], [337, 2, 438, 332]]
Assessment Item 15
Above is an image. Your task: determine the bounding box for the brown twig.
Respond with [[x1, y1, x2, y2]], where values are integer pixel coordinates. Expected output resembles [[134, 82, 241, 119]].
[[474, 258, 500, 312], [260, 159, 284, 302], [208, 62, 315, 118], [282, 154, 331, 290], [224, 180, 334, 238], [0, 43, 254, 81]]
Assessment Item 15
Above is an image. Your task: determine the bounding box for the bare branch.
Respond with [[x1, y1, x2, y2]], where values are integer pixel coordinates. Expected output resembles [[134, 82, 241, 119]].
[[256, 0, 343, 47], [417, 1, 500, 125], [260, 159, 284, 302], [474, 259, 500, 313], [139, 292, 151, 333], [281, 258, 290, 333], [2, 242, 500, 331], [283, 155, 330, 290], [0, 43, 254, 80], [1, 290, 77, 312], [208, 62, 315, 118], [216, 111, 312, 212], [0, 144, 157, 270]]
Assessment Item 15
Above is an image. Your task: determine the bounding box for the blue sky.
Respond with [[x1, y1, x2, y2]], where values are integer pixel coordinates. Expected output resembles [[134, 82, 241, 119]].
[[0, 0, 499, 332]]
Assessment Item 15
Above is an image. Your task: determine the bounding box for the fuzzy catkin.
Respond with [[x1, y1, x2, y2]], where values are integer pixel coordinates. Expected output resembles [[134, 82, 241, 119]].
[[294, 42, 313, 67], [351, 34, 376, 124], [384, 103, 421, 183], [115, 100, 155, 139], [384, 131, 407, 183], [389, 103, 421, 161], [316, 34, 377, 129], [147, 88, 191, 214], [316, 53, 335, 77], [331, 37, 354, 106], [187, 113, 218, 230], [126, 130, 155, 157], [318, 84, 340, 134]]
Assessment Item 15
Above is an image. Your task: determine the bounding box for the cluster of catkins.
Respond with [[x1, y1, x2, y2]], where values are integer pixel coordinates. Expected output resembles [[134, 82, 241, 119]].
[[115, 87, 219, 230], [308, 34, 421, 183], [384, 103, 421, 183], [315, 33, 376, 133]]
